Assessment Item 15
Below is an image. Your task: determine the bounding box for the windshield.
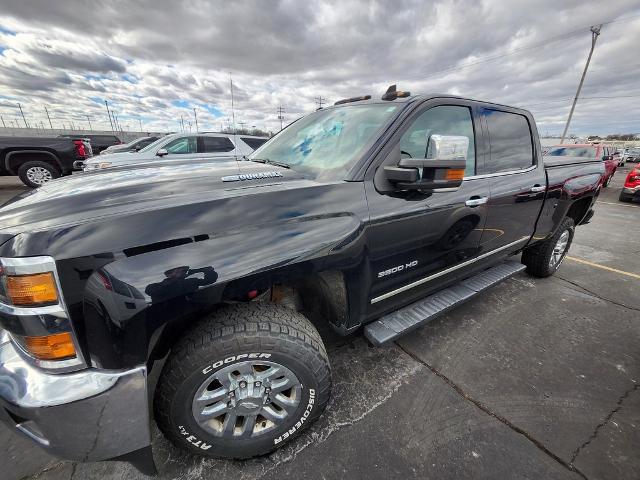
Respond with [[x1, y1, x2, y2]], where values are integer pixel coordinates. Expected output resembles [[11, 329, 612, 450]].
[[138, 136, 169, 153], [249, 103, 400, 179], [546, 146, 597, 158]]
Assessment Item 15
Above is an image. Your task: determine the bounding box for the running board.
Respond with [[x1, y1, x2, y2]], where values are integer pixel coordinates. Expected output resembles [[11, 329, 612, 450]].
[[364, 260, 526, 346]]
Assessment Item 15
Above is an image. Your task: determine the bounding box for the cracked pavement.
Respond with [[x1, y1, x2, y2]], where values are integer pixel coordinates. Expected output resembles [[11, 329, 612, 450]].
[[1, 168, 639, 480]]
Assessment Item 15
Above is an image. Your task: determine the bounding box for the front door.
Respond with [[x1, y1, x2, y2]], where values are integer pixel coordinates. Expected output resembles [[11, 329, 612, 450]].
[[364, 101, 490, 316], [160, 135, 200, 162]]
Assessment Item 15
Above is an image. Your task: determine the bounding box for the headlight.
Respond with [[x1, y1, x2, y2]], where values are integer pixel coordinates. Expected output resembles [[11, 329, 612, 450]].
[[0, 257, 83, 367], [84, 162, 112, 170]]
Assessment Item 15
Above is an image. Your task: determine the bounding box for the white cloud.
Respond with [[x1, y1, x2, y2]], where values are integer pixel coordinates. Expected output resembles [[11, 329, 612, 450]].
[[0, 0, 638, 135]]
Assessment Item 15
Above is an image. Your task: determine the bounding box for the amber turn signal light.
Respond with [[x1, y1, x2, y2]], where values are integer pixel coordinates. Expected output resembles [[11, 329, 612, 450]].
[[24, 332, 77, 360], [445, 169, 465, 181], [5, 272, 58, 306]]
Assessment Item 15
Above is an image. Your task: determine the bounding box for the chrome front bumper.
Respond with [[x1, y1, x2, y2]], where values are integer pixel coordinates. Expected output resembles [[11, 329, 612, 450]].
[[0, 336, 152, 466]]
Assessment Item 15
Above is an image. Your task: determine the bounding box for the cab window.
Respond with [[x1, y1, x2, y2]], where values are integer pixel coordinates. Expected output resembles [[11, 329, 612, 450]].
[[399, 105, 476, 175]]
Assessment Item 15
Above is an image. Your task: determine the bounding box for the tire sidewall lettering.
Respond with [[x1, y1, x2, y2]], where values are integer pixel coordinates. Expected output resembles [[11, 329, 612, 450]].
[[201, 352, 272, 375]]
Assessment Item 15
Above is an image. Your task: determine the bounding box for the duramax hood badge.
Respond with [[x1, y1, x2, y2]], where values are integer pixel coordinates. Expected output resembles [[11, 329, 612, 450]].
[[222, 171, 283, 182]]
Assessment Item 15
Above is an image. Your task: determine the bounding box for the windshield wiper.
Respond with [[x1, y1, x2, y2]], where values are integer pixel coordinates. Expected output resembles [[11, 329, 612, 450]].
[[247, 157, 290, 169]]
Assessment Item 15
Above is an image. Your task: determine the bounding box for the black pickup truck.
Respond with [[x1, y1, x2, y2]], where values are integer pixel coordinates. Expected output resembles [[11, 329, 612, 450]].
[[0, 136, 92, 187], [0, 90, 604, 474]]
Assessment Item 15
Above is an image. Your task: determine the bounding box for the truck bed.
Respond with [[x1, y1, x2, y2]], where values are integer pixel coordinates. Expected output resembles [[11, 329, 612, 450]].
[[543, 155, 603, 168]]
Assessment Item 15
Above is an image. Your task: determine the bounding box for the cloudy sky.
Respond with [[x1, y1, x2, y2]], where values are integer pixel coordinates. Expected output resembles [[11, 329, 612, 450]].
[[0, 0, 638, 136]]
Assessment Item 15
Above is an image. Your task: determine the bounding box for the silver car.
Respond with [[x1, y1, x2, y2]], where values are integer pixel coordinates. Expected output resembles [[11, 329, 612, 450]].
[[81, 133, 268, 171]]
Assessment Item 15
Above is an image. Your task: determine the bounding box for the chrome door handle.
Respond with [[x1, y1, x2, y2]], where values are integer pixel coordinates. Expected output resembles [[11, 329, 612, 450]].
[[530, 185, 546, 192], [465, 197, 488, 207]]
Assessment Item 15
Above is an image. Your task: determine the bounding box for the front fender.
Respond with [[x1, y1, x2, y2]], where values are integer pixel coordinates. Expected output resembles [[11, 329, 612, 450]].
[[80, 208, 367, 370]]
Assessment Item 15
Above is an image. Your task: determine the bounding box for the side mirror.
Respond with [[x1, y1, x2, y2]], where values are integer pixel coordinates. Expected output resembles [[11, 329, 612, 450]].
[[156, 148, 168, 157], [384, 135, 468, 191]]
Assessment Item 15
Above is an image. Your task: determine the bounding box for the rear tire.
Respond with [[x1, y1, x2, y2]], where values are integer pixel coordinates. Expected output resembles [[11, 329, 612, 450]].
[[154, 303, 331, 459], [522, 217, 575, 278], [17, 161, 60, 188], [619, 192, 632, 203]]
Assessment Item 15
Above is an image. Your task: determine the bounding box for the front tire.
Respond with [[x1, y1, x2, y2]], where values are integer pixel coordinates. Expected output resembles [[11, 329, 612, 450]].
[[154, 303, 331, 459], [522, 217, 575, 278], [17, 161, 60, 188]]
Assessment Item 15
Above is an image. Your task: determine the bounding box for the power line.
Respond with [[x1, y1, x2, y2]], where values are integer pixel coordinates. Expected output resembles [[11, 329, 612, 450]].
[[522, 94, 640, 109], [398, 12, 640, 83]]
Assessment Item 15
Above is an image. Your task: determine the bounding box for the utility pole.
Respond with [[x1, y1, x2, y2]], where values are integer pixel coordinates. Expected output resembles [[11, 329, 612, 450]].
[[0, 115, 5, 129], [230, 72, 236, 133], [188, 121, 192, 132], [277, 106, 285, 131], [44, 106, 53, 129], [138, 118, 143, 132], [560, 25, 602, 144], [180, 115, 185, 132], [193, 107, 199, 132], [17, 103, 28, 128], [105, 100, 115, 132], [86, 115, 93, 131], [314, 96, 326, 110]]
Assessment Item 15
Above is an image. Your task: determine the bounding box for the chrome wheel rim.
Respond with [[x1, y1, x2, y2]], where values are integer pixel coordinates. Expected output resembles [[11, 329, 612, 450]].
[[192, 360, 302, 439], [26, 166, 53, 185], [549, 230, 570, 268]]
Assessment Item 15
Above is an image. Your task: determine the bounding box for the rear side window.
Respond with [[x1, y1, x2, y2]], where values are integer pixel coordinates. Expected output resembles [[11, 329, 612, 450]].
[[201, 136, 235, 153], [240, 137, 268, 150], [483, 109, 533, 173]]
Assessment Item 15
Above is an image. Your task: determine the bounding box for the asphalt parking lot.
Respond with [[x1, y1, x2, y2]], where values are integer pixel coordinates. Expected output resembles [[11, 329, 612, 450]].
[[1, 167, 639, 480]]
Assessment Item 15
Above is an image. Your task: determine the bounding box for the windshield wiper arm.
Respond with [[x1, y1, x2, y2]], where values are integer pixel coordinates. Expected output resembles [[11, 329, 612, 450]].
[[248, 157, 290, 169], [244, 156, 266, 163], [265, 159, 290, 169]]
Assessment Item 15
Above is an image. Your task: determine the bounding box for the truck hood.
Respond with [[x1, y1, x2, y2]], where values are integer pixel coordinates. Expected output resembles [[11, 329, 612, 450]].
[[0, 159, 309, 234]]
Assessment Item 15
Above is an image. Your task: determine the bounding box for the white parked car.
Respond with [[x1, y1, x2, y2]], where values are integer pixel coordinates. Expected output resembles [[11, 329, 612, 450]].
[[79, 133, 268, 171]]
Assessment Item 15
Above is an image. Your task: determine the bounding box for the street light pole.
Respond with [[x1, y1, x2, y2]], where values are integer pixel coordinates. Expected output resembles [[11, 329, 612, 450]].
[[560, 25, 602, 144], [18, 103, 28, 128], [193, 107, 199, 132], [105, 100, 115, 132], [44, 106, 53, 129]]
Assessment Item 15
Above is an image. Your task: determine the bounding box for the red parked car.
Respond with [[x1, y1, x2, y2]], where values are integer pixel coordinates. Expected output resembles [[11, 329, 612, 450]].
[[546, 143, 617, 187], [619, 165, 640, 203]]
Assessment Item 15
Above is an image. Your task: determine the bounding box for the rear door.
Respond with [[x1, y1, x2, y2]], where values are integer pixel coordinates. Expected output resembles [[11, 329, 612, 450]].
[[364, 100, 490, 314], [477, 107, 545, 253], [198, 136, 237, 157]]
